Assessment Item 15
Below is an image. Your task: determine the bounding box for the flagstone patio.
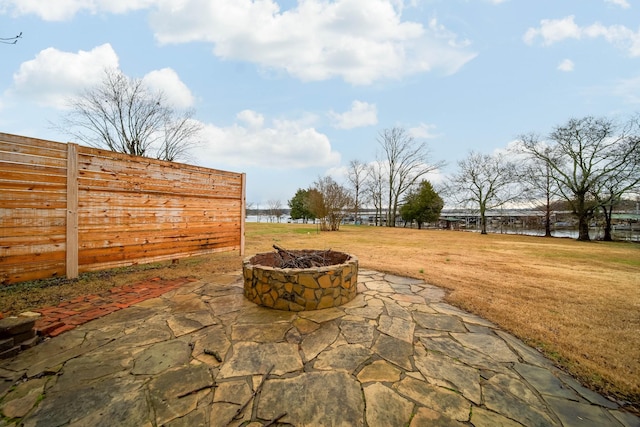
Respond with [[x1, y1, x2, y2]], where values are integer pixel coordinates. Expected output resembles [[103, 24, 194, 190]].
[[0, 270, 638, 426]]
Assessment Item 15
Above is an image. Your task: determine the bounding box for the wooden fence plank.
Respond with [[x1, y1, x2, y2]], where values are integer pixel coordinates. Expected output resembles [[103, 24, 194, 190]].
[[0, 133, 68, 151], [241, 173, 246, 257], [0, 133, 244, 285], [66, 143, 79, 279]]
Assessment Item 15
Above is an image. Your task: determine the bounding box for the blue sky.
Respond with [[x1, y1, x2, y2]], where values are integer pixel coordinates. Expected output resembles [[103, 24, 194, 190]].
[[1, 0, 638, 207]]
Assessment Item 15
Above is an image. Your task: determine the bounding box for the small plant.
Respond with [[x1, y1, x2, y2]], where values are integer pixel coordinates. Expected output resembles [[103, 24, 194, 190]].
[[419, 268, 424, 274]]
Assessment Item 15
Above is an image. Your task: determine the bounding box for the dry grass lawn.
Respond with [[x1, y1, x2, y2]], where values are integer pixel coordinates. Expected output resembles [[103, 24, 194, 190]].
[[1, 222, 638, 409]]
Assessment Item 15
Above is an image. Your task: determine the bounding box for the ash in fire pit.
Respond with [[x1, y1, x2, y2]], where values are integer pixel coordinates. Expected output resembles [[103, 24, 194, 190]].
[[243, 246, 358, 311]]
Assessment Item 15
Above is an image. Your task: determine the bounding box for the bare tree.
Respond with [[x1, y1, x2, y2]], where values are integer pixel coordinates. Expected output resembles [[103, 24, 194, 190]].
[[266, 199, 283, 223], [61, 68, 201, 162], [591, 130, 640, 240], [448, 151, 519, 234], [245, 202, 255, 219], [157, 113, 203, 162], [308, 176, 352, 231], [1, 32, 22, 44], [365, 160, 386, 226], [513, 142, 559, 237], [520, 116, 640, 241], [378, 127, 444, 227], [346, 159, 368, 224]]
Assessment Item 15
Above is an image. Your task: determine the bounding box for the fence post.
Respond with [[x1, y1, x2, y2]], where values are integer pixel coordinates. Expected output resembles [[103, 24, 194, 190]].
[[66, 143, 79, 279], [240, 173, 246, 257]]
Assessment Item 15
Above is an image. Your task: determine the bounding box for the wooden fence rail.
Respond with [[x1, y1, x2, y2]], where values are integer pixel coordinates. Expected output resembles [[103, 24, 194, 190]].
[[0, 132, 245, 285]]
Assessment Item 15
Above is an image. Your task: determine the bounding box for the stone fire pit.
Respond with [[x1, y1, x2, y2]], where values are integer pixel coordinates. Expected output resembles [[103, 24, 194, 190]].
[[243, 248, 358, 311]]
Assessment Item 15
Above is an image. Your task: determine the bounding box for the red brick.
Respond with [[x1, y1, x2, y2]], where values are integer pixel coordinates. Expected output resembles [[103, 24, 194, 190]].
[[68, 303, 94, 311], [64, 317, 87, 326], [49, 324, 76, 337], [34, 319, 51, 329], [123, 297, 149, 305], [58, 309, 82, 317], [96, 306, 120, 315], [80, 309, 106, 319], [37, 322, 66, 336]]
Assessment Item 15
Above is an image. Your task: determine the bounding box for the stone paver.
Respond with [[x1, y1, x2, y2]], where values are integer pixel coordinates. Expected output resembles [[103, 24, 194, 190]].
[[1, 270, 638, 426]]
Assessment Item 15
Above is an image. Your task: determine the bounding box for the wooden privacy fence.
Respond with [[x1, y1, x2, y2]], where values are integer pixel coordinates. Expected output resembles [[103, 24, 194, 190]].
[[0, 132, 245, 285]]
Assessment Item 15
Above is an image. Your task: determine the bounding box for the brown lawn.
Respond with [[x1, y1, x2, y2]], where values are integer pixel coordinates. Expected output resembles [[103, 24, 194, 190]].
[[1, 222, 638, 408]]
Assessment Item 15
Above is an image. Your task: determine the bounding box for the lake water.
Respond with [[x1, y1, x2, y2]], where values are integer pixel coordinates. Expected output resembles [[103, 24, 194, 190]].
[[244, 216, 639, 241]]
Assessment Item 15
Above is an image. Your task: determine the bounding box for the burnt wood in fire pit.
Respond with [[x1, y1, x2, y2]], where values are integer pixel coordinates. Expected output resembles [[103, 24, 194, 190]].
[[243, 246, 358, 311]]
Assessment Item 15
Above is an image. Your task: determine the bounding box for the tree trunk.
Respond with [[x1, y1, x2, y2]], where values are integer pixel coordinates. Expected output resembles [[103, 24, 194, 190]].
[[480, 204, 488, 234], [387, 187, 393, 227], [602, 206, 613, 241], [544, 215, 552, 237], [544, 193, 552, 237], [389, 197, 398, 227], [480, 215, 487, 234], [574, 193, 591, 241], [577, 215, 591, 241]]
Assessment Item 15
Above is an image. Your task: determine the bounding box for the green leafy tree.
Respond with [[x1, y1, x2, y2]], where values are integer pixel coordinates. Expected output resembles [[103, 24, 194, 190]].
[[288, 189, 316, 223], [400, 180, 444, 229]]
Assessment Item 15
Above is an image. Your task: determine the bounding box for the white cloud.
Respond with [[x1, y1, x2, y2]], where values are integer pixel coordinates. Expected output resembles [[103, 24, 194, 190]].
[[408, 123, 440, 139], [557, 58, 574, 72], [329, 100, 377, 129], [523, 15, 581, 46], [605, 0, 630, 9], [194, 111, 340, 169], [5, 44, 196, 112], [1, 0, 477, 84], [524, 15, 640, 57], [149, 0, 477, 85], [0, 0, 155, 21], [142, 68, 195, 109], [237, 110, 265, 129], [612, 75, 640, 103], [7, 43, 119, 108]]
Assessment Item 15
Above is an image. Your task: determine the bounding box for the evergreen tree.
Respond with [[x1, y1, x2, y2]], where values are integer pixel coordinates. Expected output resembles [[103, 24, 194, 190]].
[[400, 180, 444, 229], [288, 189, 315, 223]]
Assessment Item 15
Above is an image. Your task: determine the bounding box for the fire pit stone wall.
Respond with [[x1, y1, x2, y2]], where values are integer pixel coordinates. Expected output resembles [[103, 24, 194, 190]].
[[243, 251, 358, 311]]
